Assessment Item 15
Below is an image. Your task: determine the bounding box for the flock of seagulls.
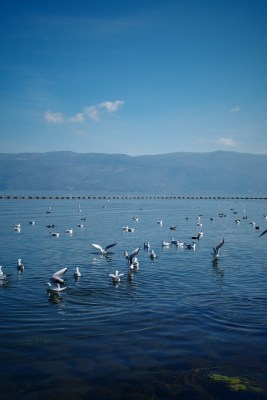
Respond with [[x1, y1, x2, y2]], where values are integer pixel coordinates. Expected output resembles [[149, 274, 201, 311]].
[[2, 203, 267, 293]]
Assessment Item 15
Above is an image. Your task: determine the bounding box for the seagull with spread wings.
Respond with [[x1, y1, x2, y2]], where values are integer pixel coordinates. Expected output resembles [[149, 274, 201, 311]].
[[47, 267, 68, 292], [91, 242, 117, 255], [211, 238, 224, 258]]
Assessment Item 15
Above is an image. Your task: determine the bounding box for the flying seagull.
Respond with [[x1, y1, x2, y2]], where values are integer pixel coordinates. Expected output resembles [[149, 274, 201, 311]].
[[259, 229, 267, 237], [91, 242, 117, 255], [211, 238, 224, 258], [124, 247, 140, 266]]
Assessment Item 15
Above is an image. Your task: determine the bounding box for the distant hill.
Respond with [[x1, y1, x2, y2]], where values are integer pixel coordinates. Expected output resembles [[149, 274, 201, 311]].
[[0, 151, 266, 196]]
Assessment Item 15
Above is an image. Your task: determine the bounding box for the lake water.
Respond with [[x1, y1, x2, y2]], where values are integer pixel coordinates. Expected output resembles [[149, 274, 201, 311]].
[[0, 197, 267, 399]]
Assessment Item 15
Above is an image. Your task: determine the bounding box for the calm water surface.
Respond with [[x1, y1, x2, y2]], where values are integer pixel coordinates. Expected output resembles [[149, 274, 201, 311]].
[[0, 198, 267, 399]]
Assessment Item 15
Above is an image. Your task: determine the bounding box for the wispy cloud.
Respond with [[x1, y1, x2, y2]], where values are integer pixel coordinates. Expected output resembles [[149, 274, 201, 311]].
[[99, 100, 124, 112], [44, 110, 64, 123], [69, 113, 85, 123], [216, 137, 237, 147], [45, 100, 124, 124], [230, 105, 240, 113]]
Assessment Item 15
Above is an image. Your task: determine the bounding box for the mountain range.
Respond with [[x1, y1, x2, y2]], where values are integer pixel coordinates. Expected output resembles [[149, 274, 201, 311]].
[[0, 151, 266, 196]]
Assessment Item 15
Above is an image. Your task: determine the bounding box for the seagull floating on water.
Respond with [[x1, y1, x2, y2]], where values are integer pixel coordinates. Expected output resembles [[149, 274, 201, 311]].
[[0, 265, 9, 284], [150, 249, 157, 259], [50, 231, 60, 237], [162, 240, 170, 247], [184, 241, 196, 250], [66, 229, 73, 235], [143, 242, 150, 250], [14, 224, 21, 232], [91, 242, 117, 255], [17, 258, 24, 272], [109, 270, 124, 283], [74, 267, 81, 278], [211, 238, 224, 258]]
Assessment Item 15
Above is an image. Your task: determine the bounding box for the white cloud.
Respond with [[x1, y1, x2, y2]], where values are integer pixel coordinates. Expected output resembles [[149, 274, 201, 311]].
[[69, 112, 85, 123], [45, 100, 124, 125], [45, 110, 64, 123], [216, 137, 237, 147], [83, 105, 100, 121], [99, 100, 124, 112], [230, 106, 240, 113]]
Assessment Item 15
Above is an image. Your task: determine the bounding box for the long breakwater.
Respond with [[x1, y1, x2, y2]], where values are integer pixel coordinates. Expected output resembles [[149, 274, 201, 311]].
[[1, 195, 267, 200]]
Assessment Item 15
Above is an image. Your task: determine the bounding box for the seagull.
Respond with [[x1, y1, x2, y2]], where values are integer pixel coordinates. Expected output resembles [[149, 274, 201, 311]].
[[150, 249, 157, 259], [66, 229, 73, 235], [184, 241, 196, 250], [211, 238, 224, 258], [124, 247, 140, 266], [162, 240, 170, 247], [74, 267, 81, 278], [157, 220, 163, 226], [143, 242, 150, 250], [14, 223, 21, 232], [192, 233, 201, 240], [50, 231, 59, 237], [0, 265, 7, 278], [47, 282, 67, 292], [129, 256, 140, 270], [91, 242, 117, 255], [47, 267, 67, 292], [0, 265, 9, 284], [109, 270, 124, 283], [17, 258, 24, 272], [259, 229, 267, 237]]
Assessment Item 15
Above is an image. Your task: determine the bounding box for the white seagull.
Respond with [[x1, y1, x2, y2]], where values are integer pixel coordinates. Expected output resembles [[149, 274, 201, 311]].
[[47, 282, 67, 292], [0, 265, 10, 284], [150, 249, 157, 259], [74, 267, 81, 278], [211, 238, 225, 258], [109, 270, 124, 283], [14, 223, 21, 232], [184, 241, 196, 250], [66, 229, 73, 235], [17, 258, 24, 272], [48, 267, 68, 292], [162, 240, 170, 247], [50, 231, 60, 237], [91, 242, 117, 255]]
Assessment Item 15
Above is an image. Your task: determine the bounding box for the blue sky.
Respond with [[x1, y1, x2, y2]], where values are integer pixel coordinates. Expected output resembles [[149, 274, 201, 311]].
[[1, 0, 267, 155]]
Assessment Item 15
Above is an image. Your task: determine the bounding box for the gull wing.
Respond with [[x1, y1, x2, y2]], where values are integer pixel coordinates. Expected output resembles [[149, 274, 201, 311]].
[[216, 238, 224, 252], [51, 267, 68, 283], [91, 243, 104, 253], [129, 247, 140, 263], [104, 243, 117, 251], [259, 229, 267, 237]]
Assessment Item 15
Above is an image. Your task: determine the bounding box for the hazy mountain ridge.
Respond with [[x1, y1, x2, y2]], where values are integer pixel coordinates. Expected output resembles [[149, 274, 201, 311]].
[[0, 151, 266, 196]]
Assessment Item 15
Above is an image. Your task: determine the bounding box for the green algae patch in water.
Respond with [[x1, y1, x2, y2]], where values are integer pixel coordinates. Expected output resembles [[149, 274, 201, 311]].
[[208, 373, 264, 393]]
